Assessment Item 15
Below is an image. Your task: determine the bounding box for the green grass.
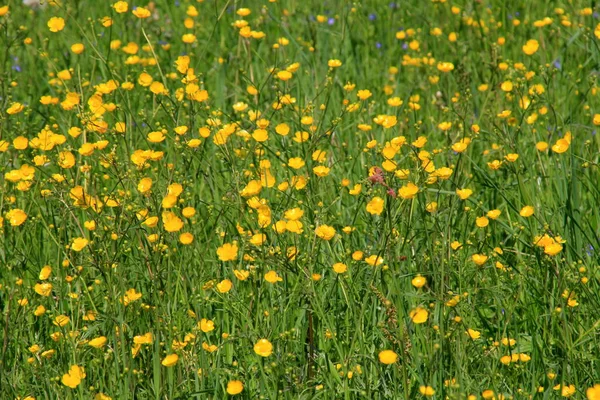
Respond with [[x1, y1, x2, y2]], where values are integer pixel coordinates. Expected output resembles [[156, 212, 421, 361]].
[[1, 0, 600, 399]]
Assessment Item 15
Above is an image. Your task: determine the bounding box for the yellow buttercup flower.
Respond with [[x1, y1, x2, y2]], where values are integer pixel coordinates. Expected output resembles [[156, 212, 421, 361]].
[[264, 270, 283, 283], [471, 254, 488, 266], [419, 386, 435, 396], [522, 39, 539, 55], [398, 183, 418, 199], [71, 237, 89, 252], [366, 197, 384, 215], [34, 283, 52, 297], [161, 354, 179, 367], [6, 209, 27, 226], [227, 380, 244, 395], [199, 318, 215, 332], [48, 17, 66, 32], [253, 339, 273, 357], [88, 336, 107, 348], [315, 225, 336, 240], [216, 279, 232, 293], [132, 7, 151, 18], [62, 365, 85, 389], [162, 211, 184, 232], [409, 307, 428, 324], [332, 263, 347, 274], [217, 242, 238, 261], [378, 350, 398, 364]]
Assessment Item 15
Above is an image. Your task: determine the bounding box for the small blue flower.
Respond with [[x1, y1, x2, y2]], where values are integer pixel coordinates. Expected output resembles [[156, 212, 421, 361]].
[[553, 59, 562, 70], [368, 13, 376, 21], [328, 18, 335, 25]]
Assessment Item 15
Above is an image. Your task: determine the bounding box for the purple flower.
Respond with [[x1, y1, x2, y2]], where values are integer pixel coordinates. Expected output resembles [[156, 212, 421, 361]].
[[369, 13, 376, 21], [553, 59, 562, 70], [327, 18, 335, 25]]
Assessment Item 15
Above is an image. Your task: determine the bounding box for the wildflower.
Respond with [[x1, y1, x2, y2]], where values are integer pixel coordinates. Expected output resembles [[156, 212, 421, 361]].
[[419, 386, 435, 396], [6, 209, 27, 226], [519, 206, 534, 217], [71, 237, 89, 251], [264, 270, 283, 283], [162, 211, 184, 232], [34, 283, 52, 297], [161, 354, 179, 367], [217, 242, 238, 261], [48, 17, 65, 32], [253, 339, 273, 357], [409, 307, 428, 324], [378, 350, 398, 364], [552, 132, 571, 153], [6, 102, 25, 115], [476, 216, 489, 228], [200, 319, 214, 332], [373, 114, 397, 128], [332, 263, 347, 274], [437, 62, 454, 72], [411, 275, 427, 288], [438, 121, 452, 131], [452, 138, 471, 153], [544, 243, 563, 256], [398, 182, 418, 199], [227, 380, 244, 395], [456, 188, 473, 200], [179, 233, 194, 244], [122, 289, 142, 305], [88, 336, 107, 348], [112, 1, 128, 13], [328, 59, 342, 68], [587, 384, 600, 400], [357, 89, 372, 100], [366, 197, 384, 215], [39, 266, 52, 280], [315, 225, 336, 240], [364, 255, 384, 266], [553, 384, 576, 397], [132, 7, 151, 18], [487, 209, 501, 219], [471, 254, 488, 266], [313, 165, 330, 177], [216, 279, 232, 293], [277, 70, 292, 81], [61, 365, 85, 389], [466, 329, 481, 340], [522, 39, 539, 55]]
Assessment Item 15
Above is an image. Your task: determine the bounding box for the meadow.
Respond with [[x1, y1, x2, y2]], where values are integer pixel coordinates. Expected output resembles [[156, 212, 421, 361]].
[[1, 0, 600, 398]]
